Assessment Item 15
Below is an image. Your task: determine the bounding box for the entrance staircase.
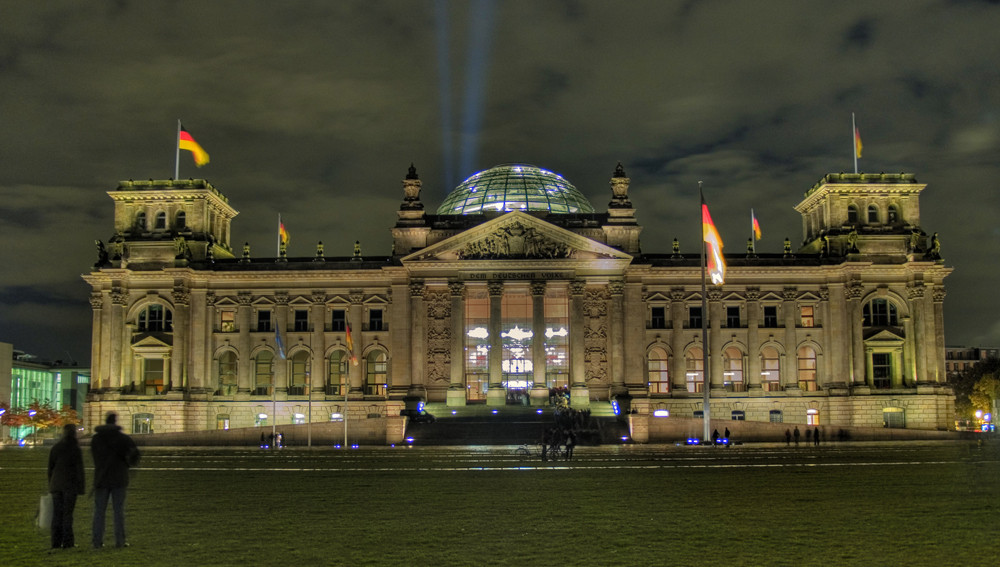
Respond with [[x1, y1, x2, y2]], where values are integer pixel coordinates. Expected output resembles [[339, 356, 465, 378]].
[[402, 402, 630, 446]]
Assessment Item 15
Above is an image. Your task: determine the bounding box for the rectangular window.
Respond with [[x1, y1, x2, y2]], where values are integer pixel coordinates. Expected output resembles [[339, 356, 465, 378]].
[[801, 305, 815, 328], [872, 352, 891, 389], [256, 310, 272, 332], [688, 306, 702, 329], [368, 308, 384, 331], [220, 311, 236, 333], [294, 309, 309, 332], [763, 306, 778, 328], [331, 309, 346, 332], [726, 306, 741, 328], [769, 410, 783, 423], [650, 306, 666, 329]]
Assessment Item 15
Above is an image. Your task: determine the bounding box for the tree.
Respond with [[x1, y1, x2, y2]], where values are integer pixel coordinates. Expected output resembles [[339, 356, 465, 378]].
[[950, 357, 1000, 420], [971, 375, 1000, 414]]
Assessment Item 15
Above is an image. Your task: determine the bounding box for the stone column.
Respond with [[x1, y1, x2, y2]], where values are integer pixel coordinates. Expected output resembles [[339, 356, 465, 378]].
[[909, 283, 928, 384], [389, 283, 411, 398], [669, 289, 687, 392], [89, 292, 104, 390], [746, 288, 762, 393], [170, 285, 189, 392], [486, 281, 505, 406], [109, 287, 127, 391], [623, 282, 645, 394], [782, 287, 799, 392], [409, 281, 427, 398], [817, 287, 832, 389], [826, 284, 849, 389], [902, 315, 915, 387], [190, 290, 209, 394], [311, 291, 327, 397], [274, 292, 289, 394], [932, 287, 947, 383], [530, 281, 548, 406], [708, 289, 724, 391], [237, 291, 252, 394], [609, 280, 626, 396], [348, 292, 364, 397], [847, 282, 867, 390], [447, 282, 467, 407], [569, 280, 589, 407]]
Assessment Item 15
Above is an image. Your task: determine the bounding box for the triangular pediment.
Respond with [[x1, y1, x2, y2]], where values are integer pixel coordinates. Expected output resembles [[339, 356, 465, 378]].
[[131, 334, 172, 350], [864, 329, 905, 342], [402, 212, 632, 264], [759, 291, 784, 302]]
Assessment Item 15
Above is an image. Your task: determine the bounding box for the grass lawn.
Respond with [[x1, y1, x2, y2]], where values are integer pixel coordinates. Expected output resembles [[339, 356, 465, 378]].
[[1, 441, 997, 566]]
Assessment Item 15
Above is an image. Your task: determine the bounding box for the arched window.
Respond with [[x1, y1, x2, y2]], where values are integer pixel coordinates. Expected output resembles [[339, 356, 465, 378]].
[[365, 350, 388, 396], [254, 351, 274, 396], [328, 350, 348, 396], [217, 351, 237, 395], [863, 299, 898, 327], [136, 211, 147, 230], [155, 211, 167, 230], [723, 347, 744, 392], [761, 346, 780, 391], [797, 346, 817, 391], [867, 205, 879, 223], [685, 346, 704, 394], [137, 304, 173, 332], [847, 205, 859, 224], [176, 211, 187, 230], [806, 408, 820, 426], [288, 351, 311, 395], [887, 205, 899, 224], [647, 347, 669, 394]]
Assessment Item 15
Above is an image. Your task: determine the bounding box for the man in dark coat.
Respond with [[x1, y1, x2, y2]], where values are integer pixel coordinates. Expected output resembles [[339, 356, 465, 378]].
[[91, 412, 140, 549], [48, 423, 85, 549]]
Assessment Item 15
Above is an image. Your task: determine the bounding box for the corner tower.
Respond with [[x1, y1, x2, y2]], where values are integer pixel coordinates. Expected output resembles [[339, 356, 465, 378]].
[[102, 178, 238, 268]]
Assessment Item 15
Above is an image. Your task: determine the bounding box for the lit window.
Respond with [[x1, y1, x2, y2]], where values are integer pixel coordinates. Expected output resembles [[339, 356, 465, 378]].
[[220, 310, 236, 332], [761, 346, 780, 391], [800, 306, 814, 328], [132, 413, 153, 434], [806, 409, 820, 426], [647, 347, 669, 394], [216, 414, 230, 430], [724, 347, 744, 392], [365, 350, 388, 396], [254, 351, 274, 395], [797, 346, 817, 391], [769, 409, 783, 423], [686, 346, 704, 393], [217, 351, 237, 395]]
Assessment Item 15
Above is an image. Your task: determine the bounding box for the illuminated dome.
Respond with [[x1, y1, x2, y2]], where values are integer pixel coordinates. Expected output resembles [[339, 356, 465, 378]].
[[436, 164, 595, 215]]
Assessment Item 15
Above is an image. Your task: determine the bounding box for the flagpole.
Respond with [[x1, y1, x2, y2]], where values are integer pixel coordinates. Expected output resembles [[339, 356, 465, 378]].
[[751, 209, 756, 254], [277, 214, 281, 257], [699, 182, 711, 444], [175, 120, 181, 180], [852, 113, 858, 174]]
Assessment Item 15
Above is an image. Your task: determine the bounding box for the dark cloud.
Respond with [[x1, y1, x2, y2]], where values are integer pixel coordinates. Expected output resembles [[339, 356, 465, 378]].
[[2, 1, 1000, 361]]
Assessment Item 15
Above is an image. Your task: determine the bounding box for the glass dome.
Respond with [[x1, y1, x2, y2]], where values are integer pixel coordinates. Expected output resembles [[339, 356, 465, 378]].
[[436, 164, 595, 215]]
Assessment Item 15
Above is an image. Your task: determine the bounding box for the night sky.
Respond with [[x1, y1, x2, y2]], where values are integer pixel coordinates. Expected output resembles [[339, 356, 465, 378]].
[[2, 1, 999, 364]]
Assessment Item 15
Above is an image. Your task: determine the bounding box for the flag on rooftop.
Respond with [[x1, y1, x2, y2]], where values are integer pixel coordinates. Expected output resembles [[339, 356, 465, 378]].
[[178, 126, 210, 167], [854, 126, 863, 159]]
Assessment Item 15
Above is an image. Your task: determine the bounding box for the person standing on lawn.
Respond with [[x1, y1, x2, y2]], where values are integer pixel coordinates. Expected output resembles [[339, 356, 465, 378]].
[[48, 423, 85, 549], [91, 412, 140, 549]]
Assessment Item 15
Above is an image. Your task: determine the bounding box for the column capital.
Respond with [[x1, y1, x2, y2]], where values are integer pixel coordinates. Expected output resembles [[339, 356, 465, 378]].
[[311, 290, 327, 304], [90, 292, 104, 309], [349, 290, 365, 304], [707, 289, 723, 302], [530, 280, 547, 296], [448, 281, 465, 297], [110, 288, 128, 306], [932, 287, 946, 302], [274, 291, 289, 305], [608, 279, 625, 296], [745, 286, 760, 302], [782, 287, 798, 301], [487, 280, 504, 297], [570, 279, 586, 296], [238, 291, 253, 306], [669, 287, 686, 301], [846, 281, 865, 300]]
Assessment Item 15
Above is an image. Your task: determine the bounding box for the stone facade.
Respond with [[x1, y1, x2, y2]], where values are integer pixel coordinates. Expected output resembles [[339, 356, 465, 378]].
[[83, 168, 954, 440]]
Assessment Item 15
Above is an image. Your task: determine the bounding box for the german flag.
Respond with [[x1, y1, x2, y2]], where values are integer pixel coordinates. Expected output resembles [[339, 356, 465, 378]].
[[702, 196, 725, 286], [179, 126, 210, 166]]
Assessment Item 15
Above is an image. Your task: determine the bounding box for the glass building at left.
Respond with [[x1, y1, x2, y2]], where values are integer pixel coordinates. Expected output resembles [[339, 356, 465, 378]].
[[1, 341, 90, 443]]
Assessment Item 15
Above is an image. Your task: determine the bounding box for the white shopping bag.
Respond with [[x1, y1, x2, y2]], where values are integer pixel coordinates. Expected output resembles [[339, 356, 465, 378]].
[[36, 493, 52, 529]]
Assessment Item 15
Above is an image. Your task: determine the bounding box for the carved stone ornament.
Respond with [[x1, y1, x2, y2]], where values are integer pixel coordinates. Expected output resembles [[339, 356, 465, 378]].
[[745, 287, 760, 302], [608, 280, 625, 296], [349, 291, 364, 304], [932, 287, 946, 302], [459, 220, 570, 260], [448, 281, 465, 297], [907, 283, 925, 300], [237, 291, 253, 306], [274, 291, 289, 305], [530, 281, 547, 296], [707, 289, 723, 302], [783, 287, 798, 302], [312, 290, 326, 304], [90, 292, 104, 309], [110, 286, 128, 306]]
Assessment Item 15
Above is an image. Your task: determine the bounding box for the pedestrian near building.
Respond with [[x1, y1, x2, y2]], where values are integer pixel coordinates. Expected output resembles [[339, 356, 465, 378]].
[[91, 412, 140, 549], [814, 426, 820, 446], [793, 426, 801, 446], [48, 424, 85, 549]]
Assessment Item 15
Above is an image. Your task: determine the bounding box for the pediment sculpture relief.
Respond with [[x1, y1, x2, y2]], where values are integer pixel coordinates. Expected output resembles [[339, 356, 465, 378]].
[[458, 221, 571, 259]]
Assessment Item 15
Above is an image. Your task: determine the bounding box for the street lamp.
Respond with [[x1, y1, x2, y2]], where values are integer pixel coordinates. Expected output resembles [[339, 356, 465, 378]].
[[28, 410, 37, 446]]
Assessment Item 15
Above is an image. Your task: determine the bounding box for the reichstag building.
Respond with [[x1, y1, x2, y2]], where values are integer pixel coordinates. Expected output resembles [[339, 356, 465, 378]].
[[83, 163, 954, 441]]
